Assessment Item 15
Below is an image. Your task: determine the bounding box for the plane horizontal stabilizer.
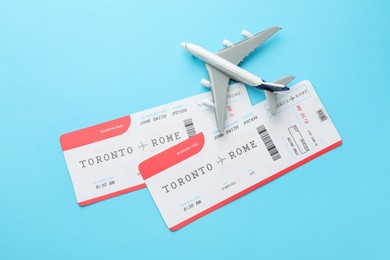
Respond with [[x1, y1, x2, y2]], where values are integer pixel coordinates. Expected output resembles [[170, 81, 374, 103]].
[[273, 75, 295, 86]]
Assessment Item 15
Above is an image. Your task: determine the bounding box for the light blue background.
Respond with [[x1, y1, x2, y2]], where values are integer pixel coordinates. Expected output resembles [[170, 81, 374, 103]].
[[1, 1, 389, 259]]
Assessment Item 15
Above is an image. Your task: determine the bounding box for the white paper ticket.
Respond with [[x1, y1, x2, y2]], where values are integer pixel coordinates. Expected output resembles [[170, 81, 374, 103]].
[[139, 80, 342, 231], [60, 83, 251, 206]]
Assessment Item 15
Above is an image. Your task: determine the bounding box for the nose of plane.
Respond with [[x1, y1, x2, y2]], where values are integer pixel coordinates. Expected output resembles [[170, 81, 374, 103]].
[[181, 42, 188, 49]]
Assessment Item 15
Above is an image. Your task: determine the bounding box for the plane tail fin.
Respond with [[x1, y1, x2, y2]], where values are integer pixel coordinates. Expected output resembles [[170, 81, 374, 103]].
[[255, 75, 295, 92], [265, 91, 278, 115], [264, 75, 295, 115]]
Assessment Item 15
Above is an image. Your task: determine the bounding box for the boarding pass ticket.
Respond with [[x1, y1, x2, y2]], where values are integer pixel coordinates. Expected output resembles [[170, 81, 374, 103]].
[[139, 80, 342, 231], [60, 84, 251, 206]]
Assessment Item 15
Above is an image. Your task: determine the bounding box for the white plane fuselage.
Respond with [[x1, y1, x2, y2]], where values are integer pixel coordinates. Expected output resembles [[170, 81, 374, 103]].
[[182, 43, 267, 87]]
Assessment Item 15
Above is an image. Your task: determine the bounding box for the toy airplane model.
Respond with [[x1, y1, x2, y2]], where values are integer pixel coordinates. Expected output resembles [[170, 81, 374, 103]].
[[181, 26, 295, 133]]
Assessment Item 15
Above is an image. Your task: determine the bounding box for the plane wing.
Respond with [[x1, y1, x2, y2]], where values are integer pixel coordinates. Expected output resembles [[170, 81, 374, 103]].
[[205, 64, 230, 133], [215, 26, 281, 66]]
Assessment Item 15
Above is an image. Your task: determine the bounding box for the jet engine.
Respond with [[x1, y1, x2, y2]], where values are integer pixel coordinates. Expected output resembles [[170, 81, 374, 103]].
[[200, 79, 211, 88], [222, 39, 233, 47], [241, 29, 253, 38]]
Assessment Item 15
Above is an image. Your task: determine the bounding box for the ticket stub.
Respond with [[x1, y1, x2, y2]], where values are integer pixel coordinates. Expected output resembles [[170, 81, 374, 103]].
[[139, 80, 342, 231], [60, 84, 251, 206]]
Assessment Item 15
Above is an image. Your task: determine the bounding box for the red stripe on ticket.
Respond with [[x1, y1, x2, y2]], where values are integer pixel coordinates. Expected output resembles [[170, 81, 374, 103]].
[[139, 133, 205, 180], [60, 116, 131, 151]]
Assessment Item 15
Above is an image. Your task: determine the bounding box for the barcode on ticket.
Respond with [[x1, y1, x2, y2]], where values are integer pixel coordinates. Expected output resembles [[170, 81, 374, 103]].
[[184, 118, 196, 138], [316, 108, 328, 122], [257, 125, 281, 161]]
